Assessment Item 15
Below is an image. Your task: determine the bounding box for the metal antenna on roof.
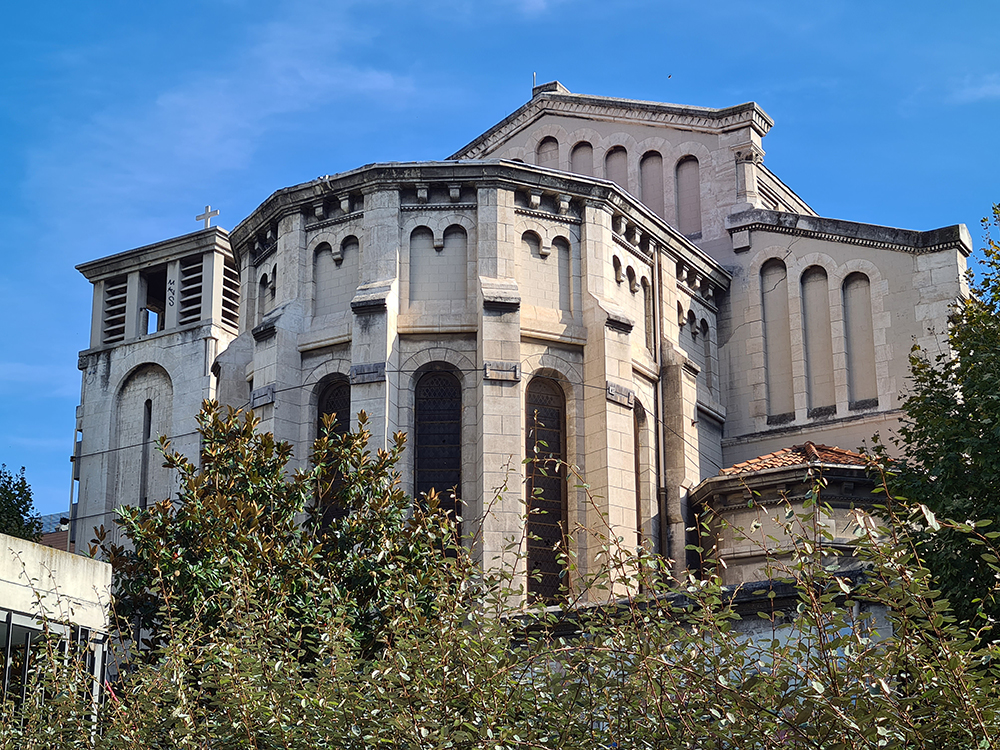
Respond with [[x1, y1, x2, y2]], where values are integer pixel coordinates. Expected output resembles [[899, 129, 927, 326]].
[[533, 71, 536, 88]]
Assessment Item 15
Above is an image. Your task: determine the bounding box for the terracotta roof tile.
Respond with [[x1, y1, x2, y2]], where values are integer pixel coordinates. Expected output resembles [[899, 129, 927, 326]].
[[720, 442, 867, 476]]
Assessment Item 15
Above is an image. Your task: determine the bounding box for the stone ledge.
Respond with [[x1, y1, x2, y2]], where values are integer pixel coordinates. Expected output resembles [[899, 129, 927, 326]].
[[726, 209, 972, 257]]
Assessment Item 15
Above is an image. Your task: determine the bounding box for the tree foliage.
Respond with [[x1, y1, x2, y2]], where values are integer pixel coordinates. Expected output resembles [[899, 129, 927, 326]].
[[0, 464, 41, 542], [871, 203, 1000, 637], [96, 402, 458, 659], [5, 403, 1000, 747]]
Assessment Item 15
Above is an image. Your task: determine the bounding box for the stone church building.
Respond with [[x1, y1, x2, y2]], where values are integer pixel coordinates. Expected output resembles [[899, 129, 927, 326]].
[[71, 82, 970, 597]]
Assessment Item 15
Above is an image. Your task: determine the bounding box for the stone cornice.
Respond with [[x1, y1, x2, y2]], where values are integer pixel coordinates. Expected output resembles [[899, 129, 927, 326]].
[[726, 209, 972, 257], [448, 86, 773, 161], [229, 161, 732, 296], [77, 227, 231, 281]]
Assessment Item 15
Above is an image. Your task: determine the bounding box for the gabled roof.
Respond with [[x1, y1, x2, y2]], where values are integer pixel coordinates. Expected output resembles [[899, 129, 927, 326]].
[[448, 81, 773, 161], [720, 442, 868, 476]]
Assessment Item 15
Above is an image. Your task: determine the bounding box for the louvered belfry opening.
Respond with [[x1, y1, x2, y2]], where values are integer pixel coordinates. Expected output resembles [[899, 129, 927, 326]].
[[317, 379, 351, 526], [414, 370, 462, 533], [525, 378, 567, 603]]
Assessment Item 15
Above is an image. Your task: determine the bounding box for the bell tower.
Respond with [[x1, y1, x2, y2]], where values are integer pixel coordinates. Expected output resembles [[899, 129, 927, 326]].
[[72, 226, 240, 547]]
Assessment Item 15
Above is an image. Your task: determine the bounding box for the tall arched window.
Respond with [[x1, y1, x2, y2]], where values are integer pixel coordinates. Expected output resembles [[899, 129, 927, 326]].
[[761, 258, 794, 418], [414, 370, 462, 530], [257, 273, 269, 325], [408, 226, 435, 302], [114, 364, 173, 515], [525, 378, 567, 602], [701, 319, 712, 394], [605, 146, 628, 191], [843, 272, 878, 408], [633, 401, 647, 549], [313, 243, 335, 317], [640, 151, 665, 217], [552, 236, 572, 312], [801, 266, 835, 413], [642, 278, 654, 354], [536, 136, 559, 169], [570, 141, 594, 176], [675, 156, 702, 237], [317, 378, 351, 524]]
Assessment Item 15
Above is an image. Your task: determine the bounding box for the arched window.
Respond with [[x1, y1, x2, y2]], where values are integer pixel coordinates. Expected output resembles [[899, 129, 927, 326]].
[[408, 227, 434, 302], [552, 236, 572, 312], [570, 141, 594, 176], [414, 370, 462, 531], [536, 137, 559, 169], [642, 278, 654, 353], [313, 243, 335, 317], [801, 266, 835, 413], [256, 273, 270, 325], [761, 258, 794, 418], [675, 156, 702, 238], [114, 364, 172, 514], [627, 266, 638, 294], [701, 319, 712, 394], [640, 151, 665, 217], [525, 377, 567, 602], [316, 378, 351, 524], [605, 146, 628, 191], [843, 272, 878, 408], [522, 230, 541, 257], [633, 401, 646, 549]]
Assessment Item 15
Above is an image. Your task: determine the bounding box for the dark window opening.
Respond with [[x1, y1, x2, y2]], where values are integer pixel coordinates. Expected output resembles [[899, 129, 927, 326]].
[[141, 266, 167, 334], [316, 379, 351, 526], [525, 378, 567, 603], [414, 371, 462, 536]]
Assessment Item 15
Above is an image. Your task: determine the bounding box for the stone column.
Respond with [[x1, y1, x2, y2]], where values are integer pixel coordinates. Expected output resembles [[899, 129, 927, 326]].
[[164, 260, 181, 330], [89, 281, 104, 349], [732, 144, 765, 211]]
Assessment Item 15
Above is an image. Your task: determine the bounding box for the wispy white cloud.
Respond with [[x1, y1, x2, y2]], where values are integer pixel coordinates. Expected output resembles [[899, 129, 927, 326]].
[[950, 74, 1000, 104], [20, 2, 416, 234]]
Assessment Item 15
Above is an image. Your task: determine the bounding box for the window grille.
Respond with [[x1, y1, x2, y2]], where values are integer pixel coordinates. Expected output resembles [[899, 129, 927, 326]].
[[101, 276, 128, 344], [525, 378, 567, 602], [221, 255, 240, 328], [414, 371, 462, 530], [178, 255, 203, 325], [317, 379, 351, 524]]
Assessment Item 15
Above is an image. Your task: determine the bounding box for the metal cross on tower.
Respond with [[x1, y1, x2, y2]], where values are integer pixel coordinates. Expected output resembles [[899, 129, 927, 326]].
[[196, 205, 220, 228]]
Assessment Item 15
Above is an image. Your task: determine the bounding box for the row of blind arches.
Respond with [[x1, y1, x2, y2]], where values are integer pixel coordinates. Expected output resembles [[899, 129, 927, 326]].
[[534, 136, 702, 237], [761, 259, 878, 418], [315, 372, 649, 602]]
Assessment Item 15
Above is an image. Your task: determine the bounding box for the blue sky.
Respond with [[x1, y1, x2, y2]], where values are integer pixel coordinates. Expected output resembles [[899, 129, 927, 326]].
[[2, 0, 998, 515]]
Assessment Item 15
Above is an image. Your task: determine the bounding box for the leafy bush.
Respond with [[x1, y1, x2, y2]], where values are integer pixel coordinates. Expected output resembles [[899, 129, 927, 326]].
[[4, 403, 1000, 748]]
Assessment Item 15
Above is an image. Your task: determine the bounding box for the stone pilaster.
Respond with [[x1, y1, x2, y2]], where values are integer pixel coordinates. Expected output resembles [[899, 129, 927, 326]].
[[475, 184, 523, 578]]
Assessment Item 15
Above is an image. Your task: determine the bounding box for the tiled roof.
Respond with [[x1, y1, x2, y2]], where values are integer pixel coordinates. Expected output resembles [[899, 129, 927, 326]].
[[720, 442, 868, 476]]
